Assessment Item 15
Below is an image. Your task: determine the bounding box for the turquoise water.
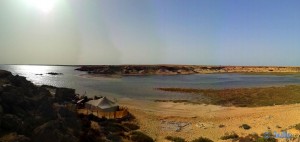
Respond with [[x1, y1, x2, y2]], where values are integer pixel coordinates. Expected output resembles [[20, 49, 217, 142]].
[[1, 65, 300, 100]]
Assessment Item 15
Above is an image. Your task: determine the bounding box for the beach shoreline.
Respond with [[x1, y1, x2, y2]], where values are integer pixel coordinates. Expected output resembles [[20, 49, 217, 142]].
[[2, 69, 300, 141]]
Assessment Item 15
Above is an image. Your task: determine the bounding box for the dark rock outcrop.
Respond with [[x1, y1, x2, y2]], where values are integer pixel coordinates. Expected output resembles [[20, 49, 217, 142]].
[[47, 72, 63, 75], [33, 120, 79, 142], [55, 88, 76, 102], [0, 133, 30, 142], [0, 70, 12, 78], [0, 70, 80, 142], [1, 114, 22, 132], [0, 70, 151, 142]]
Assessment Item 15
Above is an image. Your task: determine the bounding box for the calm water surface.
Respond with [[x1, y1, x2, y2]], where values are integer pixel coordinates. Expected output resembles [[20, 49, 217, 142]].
[[1, 65, 300, 100]]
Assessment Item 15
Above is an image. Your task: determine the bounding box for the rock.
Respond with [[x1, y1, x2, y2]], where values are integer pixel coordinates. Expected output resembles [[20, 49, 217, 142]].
[[0, 114, 22, 131], [195, 122, 215, 129], [0, 70, 82, 142], [0, 132, 31, 142], [33, 120, 79, 142], [55, 88, 76, 102], [7, 75, 35, 89], [0, 70, 12, 78], [161, 121, 191, 132], [58, 107, 75, 118], [1, 91, 23, 106], [36, 98, 56, 119], [0, 105, 2, 126], [58, 107, 81, 130], [0, 105, 3, 114], [47, 72, 63, 75]]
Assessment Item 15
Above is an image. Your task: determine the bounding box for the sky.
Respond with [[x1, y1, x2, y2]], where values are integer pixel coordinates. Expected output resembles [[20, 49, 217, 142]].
[[0, 0, 299, 66]]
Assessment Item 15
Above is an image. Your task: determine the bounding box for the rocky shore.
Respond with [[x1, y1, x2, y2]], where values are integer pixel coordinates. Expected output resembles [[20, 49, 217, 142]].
[[0, 70, 80, 142], [75, 65, 300, 75], [0, 70, 154, 142]]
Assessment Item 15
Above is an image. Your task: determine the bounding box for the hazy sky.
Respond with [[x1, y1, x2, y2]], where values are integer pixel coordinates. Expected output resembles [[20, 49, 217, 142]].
[[0, 0, 299, 65]]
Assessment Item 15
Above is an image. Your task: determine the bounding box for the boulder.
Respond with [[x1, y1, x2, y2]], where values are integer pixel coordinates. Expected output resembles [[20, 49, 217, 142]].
[[0, 105, 3, 114], [47, 72, 63, 75], [36, 97, 55, 119], [57, 107, 81, 130], [0, 105, 2, 126], [8, 75, 33, 87], [1, 91, 23, 106], [55, 88, 76, 102], [33, 120, 79, 142], [0, 133, 30, 142], [0, 70, 12, 78], [0, 114, 22, 131]]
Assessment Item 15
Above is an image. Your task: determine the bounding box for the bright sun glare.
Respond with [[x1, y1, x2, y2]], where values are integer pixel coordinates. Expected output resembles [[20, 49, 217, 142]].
[[27, 0, 57, 14]]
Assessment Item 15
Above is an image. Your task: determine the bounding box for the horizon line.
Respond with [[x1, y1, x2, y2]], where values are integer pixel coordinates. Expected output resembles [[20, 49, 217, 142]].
[[1, 64, 300, 67]]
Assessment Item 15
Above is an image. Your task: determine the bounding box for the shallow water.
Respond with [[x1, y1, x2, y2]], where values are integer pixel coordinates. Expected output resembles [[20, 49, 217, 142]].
[[1, 65, 300, 100]]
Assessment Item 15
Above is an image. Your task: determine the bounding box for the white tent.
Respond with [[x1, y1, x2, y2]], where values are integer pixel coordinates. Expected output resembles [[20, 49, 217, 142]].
[[85, 97, 119, 112]]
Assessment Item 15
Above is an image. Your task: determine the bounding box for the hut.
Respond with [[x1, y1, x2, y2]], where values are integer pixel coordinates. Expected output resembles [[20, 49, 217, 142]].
[[85, 97, 119, 112]]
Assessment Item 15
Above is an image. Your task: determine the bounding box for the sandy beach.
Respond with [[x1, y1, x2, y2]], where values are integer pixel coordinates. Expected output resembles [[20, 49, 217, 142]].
[[119, 98, 300, 141]]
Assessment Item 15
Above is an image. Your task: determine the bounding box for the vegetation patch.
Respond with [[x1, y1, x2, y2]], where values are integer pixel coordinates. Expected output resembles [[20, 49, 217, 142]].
[[220, 132, 239, 140], [122, 122, 140, 131], [295, 123, 300, 130], [257, 137, 277, 142], [130, 131, 154, 142], [240, 124, 251, 130], [165, 136, 185, 142], [191, 137, 213, 142], [237, 133, 276, 142], [156, 85, 300, 107]]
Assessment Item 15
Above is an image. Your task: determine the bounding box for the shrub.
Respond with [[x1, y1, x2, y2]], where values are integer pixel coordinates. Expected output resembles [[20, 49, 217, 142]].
[[165, 136, 185, 142], [130, 131, 154, 142], [103, 123, 126, 133], [237, 133, 259, 142], [191, 137, 213, 142], [240, 124, 251, 130], [295, 123, 300, 130], [220, 132, 239, 140], [257, 137, 277, 142], [122, 123, 140, 131], [107, 133, 123, 142]]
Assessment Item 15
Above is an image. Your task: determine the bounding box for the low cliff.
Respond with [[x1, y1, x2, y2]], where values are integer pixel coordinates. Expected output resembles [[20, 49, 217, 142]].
[[75, 65, 300, 75]]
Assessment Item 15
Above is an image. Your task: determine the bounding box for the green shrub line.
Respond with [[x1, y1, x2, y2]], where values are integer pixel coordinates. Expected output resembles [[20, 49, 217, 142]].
[[191, 137, 213, 142], [220, 132, 239, 140], [156, 85, 300, 107], [165, 136, 185, 142], [130, 131, 154, 142]]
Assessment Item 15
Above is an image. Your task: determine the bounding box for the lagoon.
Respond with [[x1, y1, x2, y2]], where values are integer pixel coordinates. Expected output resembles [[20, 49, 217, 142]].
[[1, 65, 300, 100]]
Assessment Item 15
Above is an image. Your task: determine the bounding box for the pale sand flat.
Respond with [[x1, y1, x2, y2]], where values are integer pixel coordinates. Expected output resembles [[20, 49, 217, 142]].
[[119, 98, 300, 141]]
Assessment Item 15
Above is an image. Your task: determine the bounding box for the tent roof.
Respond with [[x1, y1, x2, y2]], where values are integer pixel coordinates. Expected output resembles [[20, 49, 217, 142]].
[[86, 97, 118, 109]]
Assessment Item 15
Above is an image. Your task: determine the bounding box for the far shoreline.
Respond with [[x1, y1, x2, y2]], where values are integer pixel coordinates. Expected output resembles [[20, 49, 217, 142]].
[[74, 65, 300, 76]]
